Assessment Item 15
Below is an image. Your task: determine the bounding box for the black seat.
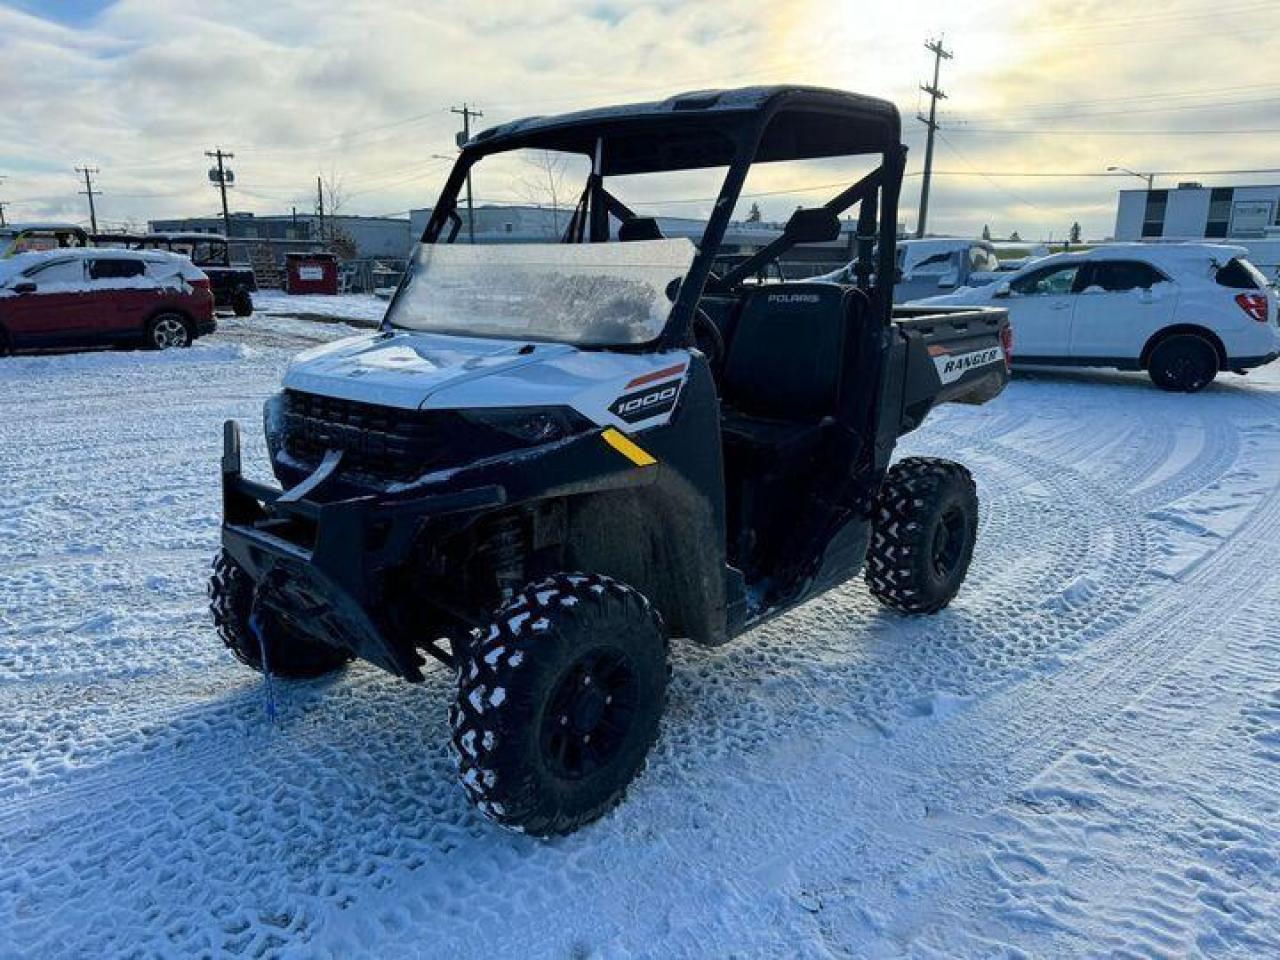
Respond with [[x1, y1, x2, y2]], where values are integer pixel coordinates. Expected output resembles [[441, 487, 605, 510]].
[[720, 282, 858, 464], [618, 217, 664, 242]]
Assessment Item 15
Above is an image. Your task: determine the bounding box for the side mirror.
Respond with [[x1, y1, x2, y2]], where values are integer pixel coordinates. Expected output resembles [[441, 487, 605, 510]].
[[12, 281, 36, 295], [784, 207, 841, 244], [992, 282, 1011, 299]]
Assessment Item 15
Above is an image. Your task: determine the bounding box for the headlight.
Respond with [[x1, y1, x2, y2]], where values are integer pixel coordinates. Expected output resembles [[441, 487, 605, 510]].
[[263, 391, 286, 461], [459, 407, 591, 444]]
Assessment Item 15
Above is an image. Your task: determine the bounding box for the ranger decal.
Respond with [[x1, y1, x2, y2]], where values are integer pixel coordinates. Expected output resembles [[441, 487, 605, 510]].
[[933, 346, 1003, 385]]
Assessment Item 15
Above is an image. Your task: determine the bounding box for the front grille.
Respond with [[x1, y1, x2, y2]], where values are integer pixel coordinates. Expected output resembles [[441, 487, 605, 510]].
[[281, 390, 472, 483]]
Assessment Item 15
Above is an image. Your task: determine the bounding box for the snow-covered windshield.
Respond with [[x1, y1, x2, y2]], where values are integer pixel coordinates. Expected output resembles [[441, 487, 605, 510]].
[[384, 239, 696, 346]]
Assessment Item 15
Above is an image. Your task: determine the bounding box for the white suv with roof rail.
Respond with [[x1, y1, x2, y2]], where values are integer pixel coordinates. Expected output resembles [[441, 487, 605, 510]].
[[912, 243, 1279, 391]]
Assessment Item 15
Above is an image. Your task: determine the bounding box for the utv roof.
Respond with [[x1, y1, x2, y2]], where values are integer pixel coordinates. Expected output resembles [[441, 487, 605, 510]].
[[468, 85, 901, 176]]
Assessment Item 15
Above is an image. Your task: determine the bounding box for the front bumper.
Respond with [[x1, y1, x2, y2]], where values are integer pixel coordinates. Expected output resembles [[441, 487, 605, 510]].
[[1229, 348, 1280, 372], [196, 316, 217, 337], [219, 420, 506, 680]]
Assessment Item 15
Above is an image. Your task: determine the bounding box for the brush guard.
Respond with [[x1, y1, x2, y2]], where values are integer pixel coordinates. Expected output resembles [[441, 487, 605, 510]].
[[219, 420, 506, 680]]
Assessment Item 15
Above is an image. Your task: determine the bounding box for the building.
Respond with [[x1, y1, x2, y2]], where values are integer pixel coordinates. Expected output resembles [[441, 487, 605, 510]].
[[406, 204, 868, 274], [1114, 183, 1280, 242], [148, 212, 413, 260]]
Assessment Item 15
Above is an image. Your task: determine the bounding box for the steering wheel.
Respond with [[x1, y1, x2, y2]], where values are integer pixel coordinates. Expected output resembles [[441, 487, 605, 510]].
[[692, 309, 725, 375]]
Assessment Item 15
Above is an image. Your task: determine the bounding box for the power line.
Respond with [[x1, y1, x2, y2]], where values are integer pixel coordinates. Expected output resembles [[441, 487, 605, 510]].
[[916, 37, 952, 239], [977, 81, 1280, 113], [1014, 0, 1278, 36], [936, 131, 1050, 214], [75, 165, 100, 233], [948, 126, 1280, 137]]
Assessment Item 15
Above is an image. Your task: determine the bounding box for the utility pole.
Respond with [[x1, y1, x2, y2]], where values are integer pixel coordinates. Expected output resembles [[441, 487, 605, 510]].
[[316, 175, 325, 242], [452, 103, 483, 243], [915, 37, 952, 239], [76, 165, 100, 233], [205, 148, 235, 238]]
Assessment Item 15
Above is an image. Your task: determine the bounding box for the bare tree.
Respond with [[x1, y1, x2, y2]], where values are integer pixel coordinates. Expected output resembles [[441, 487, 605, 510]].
[[519, 151, 571, 238], [321, 167, 349, 220]]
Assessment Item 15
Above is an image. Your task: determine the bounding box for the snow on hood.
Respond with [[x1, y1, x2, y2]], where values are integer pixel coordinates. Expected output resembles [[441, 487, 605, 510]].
[[908, 284, 998, 307], [283, 330, 576, 409]]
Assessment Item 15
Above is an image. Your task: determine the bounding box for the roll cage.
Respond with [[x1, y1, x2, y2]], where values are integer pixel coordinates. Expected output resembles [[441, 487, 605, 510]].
[[414, 85, 905, 351]]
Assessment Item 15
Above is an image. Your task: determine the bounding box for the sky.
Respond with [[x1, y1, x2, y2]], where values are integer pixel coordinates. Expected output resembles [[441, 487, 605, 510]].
[[1, 0, 1277, 240]]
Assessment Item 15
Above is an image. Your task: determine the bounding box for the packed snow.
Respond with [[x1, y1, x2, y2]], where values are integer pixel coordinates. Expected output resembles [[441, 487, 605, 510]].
[[250, 290, 387, 327], [1, 315, 1279, 958]]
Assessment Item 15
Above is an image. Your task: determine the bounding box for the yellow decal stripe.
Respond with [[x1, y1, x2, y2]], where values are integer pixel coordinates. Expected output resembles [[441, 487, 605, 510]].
[[601, 427, 657, 467]]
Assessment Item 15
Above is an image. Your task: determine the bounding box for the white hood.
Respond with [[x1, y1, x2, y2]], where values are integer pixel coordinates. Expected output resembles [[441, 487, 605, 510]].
[[281, 329, 696, 434], [283, 330, 576, 409], [908, 284, 1000, 308]]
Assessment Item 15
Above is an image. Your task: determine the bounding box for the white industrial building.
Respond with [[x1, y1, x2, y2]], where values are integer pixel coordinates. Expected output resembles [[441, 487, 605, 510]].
[[1114, 182, 1280, 242]]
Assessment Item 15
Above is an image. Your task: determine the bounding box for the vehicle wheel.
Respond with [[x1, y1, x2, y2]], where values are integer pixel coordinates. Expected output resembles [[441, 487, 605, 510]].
[[232, 289, 254, 317], [865, 457, 978, 615], [449, 573, 669, 837], [0, 331, 9, 357], [207, 550, 352, 679], [146, 313, 192, 350], [1148, 334, 1218, 392]]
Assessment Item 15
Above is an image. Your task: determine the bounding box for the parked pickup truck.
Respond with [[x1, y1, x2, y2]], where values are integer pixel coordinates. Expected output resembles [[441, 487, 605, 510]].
[[814, 237, 1005, 302], [210, 85, 1011, 836]]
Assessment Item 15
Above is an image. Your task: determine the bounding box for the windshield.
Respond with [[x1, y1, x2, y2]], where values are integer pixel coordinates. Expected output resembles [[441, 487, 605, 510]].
[[384, 239, 696, 346]]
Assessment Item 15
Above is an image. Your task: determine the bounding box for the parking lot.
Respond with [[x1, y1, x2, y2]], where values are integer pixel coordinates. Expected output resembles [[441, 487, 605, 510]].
[[2, 312, 1279, 957]]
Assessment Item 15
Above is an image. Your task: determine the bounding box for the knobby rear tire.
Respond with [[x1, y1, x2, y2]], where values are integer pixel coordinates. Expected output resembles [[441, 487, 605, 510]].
[[865, 457, 979, 615]]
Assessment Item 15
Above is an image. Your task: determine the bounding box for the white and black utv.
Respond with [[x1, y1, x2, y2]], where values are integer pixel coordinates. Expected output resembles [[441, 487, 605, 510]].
[[211, 86, 1012, 836]]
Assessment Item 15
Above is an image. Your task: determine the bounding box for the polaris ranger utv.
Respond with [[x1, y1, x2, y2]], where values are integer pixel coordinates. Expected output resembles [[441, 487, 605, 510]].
[[211, 86, 1011, 836]]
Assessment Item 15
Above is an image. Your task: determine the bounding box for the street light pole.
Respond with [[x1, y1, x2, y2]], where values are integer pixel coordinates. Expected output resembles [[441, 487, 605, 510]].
[[1107, 165, 1155, 192]]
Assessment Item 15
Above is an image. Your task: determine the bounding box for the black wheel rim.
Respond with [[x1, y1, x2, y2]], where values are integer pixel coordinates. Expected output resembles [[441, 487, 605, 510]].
[[541, 648, 639, 780], [1162, 345, 1212, 389], [931, 506, 967, 578]]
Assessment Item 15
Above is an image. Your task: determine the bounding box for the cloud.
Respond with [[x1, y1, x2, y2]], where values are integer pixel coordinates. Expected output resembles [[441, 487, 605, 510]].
[[1, 0, 1274, 239]]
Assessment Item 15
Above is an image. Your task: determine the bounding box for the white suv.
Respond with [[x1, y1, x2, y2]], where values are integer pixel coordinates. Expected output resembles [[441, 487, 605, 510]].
[[912, 243, 1279, 391]]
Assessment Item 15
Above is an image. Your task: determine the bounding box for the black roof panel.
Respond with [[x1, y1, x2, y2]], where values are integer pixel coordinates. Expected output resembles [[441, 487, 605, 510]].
[[468, 85, 900, 175]]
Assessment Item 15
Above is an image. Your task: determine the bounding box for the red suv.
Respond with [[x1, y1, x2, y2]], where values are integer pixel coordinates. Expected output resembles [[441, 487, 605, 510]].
[[0, 249, 215, 354]]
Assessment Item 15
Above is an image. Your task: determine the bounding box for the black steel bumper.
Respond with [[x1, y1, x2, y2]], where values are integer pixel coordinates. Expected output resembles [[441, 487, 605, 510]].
[[219, 420, 506, 680]]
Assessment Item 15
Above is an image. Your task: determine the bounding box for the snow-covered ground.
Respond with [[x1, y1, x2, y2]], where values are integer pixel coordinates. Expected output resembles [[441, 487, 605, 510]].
[[2, 318, 1279, 958], [250, 290, 387, 327]]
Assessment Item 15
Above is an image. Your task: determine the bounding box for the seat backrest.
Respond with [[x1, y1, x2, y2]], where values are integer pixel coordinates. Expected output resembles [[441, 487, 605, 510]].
[[618, 217, 664, 242], [722, 283, 855, 421]]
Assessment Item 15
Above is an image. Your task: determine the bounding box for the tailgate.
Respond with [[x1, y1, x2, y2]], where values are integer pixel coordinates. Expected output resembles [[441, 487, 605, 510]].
[[894, 304, 1011, 408]]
